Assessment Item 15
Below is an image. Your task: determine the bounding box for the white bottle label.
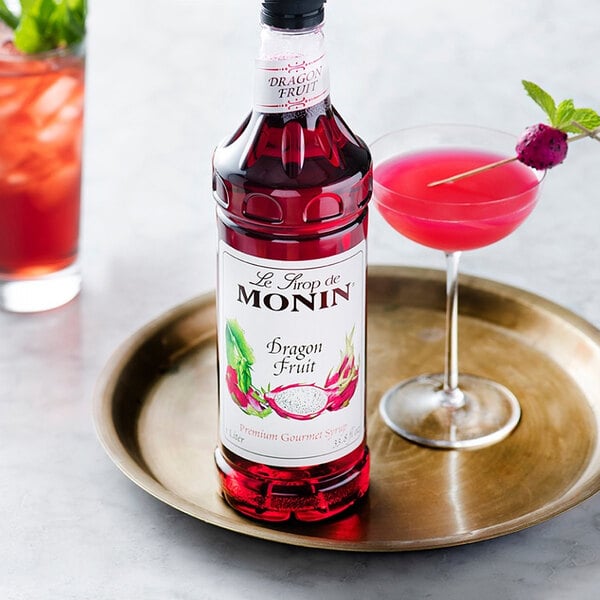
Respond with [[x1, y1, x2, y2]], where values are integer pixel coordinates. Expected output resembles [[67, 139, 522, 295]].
[[218, 242, 366, 468], [253, 51, 330, 113]]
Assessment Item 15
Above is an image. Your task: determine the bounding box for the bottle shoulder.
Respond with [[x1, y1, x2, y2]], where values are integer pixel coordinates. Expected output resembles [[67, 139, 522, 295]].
[[212, 101, 372, 236], [212, 101, 371, 189]]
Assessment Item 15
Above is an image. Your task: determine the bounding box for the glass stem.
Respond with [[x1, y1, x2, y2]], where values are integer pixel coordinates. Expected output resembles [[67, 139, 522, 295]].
[[443, 251, 465, 409]]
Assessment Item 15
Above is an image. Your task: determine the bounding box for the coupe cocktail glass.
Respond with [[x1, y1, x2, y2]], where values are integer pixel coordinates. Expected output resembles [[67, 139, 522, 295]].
[[371, 125, 544, 449]]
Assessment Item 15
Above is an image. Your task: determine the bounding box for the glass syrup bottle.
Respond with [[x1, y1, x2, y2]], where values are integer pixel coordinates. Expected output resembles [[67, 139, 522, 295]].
[[212, 0, 371, 522]]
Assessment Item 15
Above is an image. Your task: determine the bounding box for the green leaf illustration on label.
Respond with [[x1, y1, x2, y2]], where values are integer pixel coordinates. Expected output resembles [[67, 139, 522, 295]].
[[224, 319, 271, 418]]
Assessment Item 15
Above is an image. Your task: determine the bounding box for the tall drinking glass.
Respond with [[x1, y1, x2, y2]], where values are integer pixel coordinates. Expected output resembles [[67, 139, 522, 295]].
[[0, 31, 85, 312], [371, 125, 544, 449]]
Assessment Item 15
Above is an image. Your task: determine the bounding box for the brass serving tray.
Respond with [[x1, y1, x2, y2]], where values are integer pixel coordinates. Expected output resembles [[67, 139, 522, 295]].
[[94, 266, 600, 552]]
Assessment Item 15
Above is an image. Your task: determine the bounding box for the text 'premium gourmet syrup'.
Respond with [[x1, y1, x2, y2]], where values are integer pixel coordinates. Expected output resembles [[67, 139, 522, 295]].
[[212, 0, 372, 522]]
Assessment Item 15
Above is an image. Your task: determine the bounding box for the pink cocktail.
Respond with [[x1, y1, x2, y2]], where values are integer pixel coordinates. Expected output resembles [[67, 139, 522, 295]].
[[371, 125, 544, 449], [374, 148, 540, 252]]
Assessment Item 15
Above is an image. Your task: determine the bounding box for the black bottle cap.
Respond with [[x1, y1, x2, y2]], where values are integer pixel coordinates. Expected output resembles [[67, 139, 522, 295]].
[[261, 0, 326, 29]]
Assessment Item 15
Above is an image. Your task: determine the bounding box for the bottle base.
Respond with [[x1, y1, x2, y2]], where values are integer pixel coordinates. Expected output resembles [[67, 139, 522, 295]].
[[0, 263, 81, 313], [215, 446, 370, 523]]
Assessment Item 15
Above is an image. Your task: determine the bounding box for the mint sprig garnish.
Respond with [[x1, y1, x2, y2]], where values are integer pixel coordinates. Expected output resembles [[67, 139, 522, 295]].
[[0, 1, 19, 29], [0, 0, 86, 54], [522, 80, 600, 133], [428, 81, 599, 186]]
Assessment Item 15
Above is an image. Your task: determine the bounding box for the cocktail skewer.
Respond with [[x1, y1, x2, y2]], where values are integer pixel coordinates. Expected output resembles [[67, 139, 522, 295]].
[[428, 123, 600, 187]]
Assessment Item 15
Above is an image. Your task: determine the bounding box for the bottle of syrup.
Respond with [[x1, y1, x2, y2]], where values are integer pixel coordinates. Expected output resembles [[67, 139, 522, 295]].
[[212, 0, 371, 522]]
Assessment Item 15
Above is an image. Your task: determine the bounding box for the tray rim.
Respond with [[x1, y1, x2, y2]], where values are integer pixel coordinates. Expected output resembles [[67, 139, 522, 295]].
[[93, 265, 600, 552]]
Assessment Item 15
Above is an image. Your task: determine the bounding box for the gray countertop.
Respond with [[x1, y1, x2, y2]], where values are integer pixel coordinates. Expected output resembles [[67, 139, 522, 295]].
[[2, 1, 600, 598]]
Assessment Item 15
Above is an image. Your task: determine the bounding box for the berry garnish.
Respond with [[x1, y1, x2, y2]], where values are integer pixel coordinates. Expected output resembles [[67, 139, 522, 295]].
[[516, 123, 568, 170], [518, 80, 599, 170], [428, 81, 600, 186]]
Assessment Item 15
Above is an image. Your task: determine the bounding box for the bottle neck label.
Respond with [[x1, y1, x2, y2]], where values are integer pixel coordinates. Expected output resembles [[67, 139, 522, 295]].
[[253, 51, 330, 113], [217, 241, 366, 467]]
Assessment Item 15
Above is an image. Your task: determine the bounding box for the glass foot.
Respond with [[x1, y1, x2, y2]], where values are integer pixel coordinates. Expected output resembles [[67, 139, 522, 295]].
[[379, 373, 521, 449], [0, 264, 81, 313]]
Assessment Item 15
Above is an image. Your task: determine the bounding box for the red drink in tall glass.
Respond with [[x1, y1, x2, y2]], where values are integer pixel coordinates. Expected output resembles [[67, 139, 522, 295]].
[[0, 30, 84, 311]]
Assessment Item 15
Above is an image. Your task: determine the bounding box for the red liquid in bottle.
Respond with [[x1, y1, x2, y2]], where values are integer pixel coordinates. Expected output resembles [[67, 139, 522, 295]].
[[213, 96, 372, 521]]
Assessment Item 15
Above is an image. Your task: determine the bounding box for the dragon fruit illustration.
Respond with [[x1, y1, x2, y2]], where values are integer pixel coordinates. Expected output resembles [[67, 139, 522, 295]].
[[323, 328, 359, 412], [264, 384, 330, 420]]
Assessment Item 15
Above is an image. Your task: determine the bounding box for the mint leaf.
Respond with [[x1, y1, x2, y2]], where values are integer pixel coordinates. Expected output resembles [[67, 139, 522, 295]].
[[554, 99, 575, 130], [522, 80, 600, 139], [6, 0, 86, 53], [0, 0, 19, 29], [52, 0, 86, 46], [14, 11, 48, 52], [522, 80, 556, 124], [564, 108, 600, 134]]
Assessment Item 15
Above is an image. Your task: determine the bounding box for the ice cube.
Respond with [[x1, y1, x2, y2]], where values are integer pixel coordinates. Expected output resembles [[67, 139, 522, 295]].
[[31, 76, 79, 122], [5, 170, 29, 186], [0, 95, 23, 118], [57, 103, 83, 122], [37, 120, 72, 144]]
